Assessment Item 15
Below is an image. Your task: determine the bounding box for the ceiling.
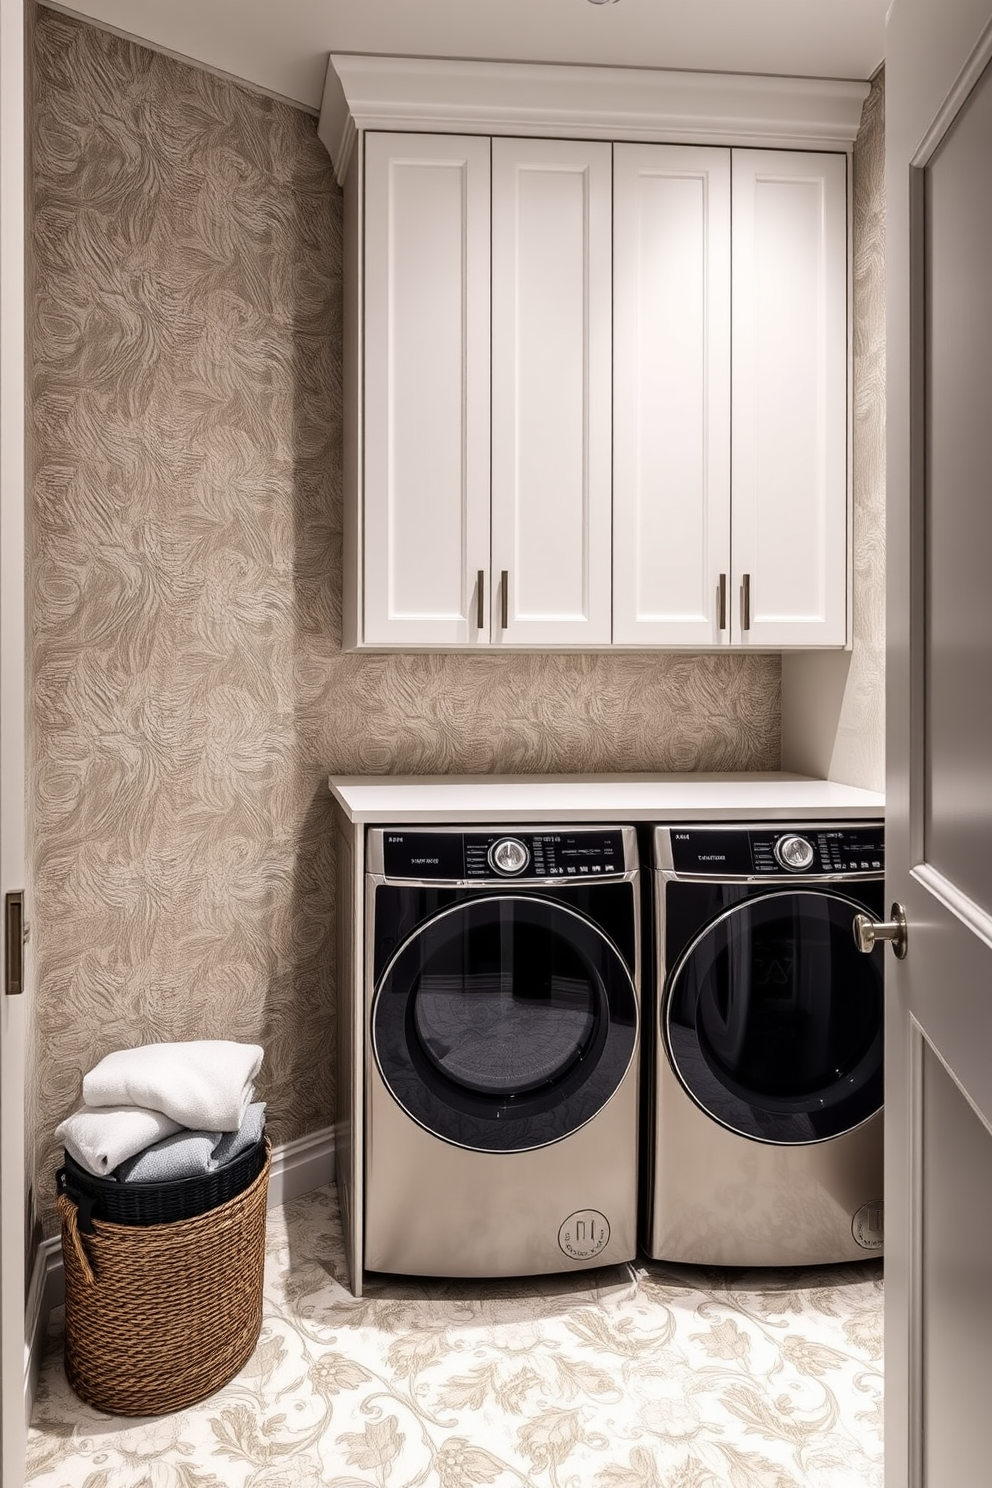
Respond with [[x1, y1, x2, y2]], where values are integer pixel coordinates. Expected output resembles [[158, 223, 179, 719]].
[[43, 0, 888, 115]]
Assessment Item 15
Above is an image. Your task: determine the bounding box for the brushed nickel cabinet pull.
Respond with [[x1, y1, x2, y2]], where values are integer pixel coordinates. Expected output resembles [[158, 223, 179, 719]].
[[476, 570, 485, 630], [718, 573, 727, 631], [742, 573, 751, 632], [5, 891, 23, 995], [500, 570, 508, 630]]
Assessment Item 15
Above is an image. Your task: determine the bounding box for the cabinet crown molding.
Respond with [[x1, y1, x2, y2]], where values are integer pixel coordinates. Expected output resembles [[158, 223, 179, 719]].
[[318, 54, 870, 184]]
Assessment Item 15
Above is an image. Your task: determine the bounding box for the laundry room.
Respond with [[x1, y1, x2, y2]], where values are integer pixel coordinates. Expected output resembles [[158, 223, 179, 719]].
[[3, 0, 930, 1481]]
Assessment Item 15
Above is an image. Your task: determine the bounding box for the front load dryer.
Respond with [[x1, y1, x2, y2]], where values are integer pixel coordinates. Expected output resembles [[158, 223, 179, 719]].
[[365, 825, 640, 1278], [645, 822, 885, 1266]]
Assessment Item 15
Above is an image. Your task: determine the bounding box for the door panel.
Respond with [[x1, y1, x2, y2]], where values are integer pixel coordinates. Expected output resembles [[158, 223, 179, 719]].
[[921, 1044, 992, 1485], [732, 150, 848, 646], [924, 65, 992, 911], [363, 133, 491, 646], [612, 145, 731, 646], [886, 3, 992, 1485], [491, 138, 612, 646]]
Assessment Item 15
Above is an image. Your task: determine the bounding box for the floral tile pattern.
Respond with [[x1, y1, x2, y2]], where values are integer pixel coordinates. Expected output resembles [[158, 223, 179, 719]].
[[27, 1185, 883, 1488]]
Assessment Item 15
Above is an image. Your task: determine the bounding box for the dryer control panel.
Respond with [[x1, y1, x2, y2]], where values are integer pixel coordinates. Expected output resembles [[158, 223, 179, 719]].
[[668, 825, 885, 878], [379, 829, 629, 881]]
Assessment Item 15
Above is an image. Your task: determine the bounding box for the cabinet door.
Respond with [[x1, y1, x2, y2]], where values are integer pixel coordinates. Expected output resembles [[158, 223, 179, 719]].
[[364, 134, 491, 646], [491, 138, 613, 646], [731, 150, 848, 647], [613, 144, 731, 646]]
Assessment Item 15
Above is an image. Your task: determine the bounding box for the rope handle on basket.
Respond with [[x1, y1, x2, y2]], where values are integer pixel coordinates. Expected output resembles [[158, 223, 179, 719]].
[[55, 1166, 96, 1233], [56, 1193, 96, 1286]]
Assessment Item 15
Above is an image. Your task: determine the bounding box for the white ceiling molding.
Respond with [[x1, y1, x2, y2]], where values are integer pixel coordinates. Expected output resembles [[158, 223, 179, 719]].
[[318, 55, 871, 185], [39, 0, 887, 115]]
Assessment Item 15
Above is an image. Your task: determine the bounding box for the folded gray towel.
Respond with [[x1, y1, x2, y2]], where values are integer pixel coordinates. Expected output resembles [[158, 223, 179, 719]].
[[116, 1129, 221, 1184], [116, 1101, 266, 1184], [211, 1100, 266, 1169]]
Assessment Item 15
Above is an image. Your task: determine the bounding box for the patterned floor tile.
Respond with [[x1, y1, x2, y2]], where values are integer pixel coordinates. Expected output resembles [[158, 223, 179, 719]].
[[27, 1185, 883, 1488]]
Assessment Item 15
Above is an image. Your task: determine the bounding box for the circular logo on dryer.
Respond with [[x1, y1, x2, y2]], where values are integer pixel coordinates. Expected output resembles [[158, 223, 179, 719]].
[[558, 1209, 611, 1261], [852, 1201, 884, 1250]]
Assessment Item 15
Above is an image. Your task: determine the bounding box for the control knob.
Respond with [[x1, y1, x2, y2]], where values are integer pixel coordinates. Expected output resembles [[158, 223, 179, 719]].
[[488, 837, 530, 876], [773, 834, 815, 872]]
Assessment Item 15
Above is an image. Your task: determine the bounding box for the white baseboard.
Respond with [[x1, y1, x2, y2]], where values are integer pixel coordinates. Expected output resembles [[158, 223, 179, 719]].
[[24, 1237, 61, 1428], [265, 1125, 335, 1210], [24, 1124, 335, 1426]]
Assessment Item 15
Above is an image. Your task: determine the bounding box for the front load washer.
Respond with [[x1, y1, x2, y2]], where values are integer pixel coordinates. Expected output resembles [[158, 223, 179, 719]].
[[645, 822, 885, 1266], [365, 825, 640, 1278]]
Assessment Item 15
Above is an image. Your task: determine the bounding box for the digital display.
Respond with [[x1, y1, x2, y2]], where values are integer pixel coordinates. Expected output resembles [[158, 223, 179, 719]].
[[382, 833, 464, 879], [670, 830, 752, 876]]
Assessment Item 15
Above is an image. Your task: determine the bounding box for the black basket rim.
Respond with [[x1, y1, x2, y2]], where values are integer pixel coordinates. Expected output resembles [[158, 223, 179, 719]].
[[57, 1131, 267, 1196], [58, 1141, 272, 1241]]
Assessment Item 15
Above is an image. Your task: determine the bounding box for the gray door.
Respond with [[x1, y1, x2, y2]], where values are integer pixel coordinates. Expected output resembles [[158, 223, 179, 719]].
[[886, 2, 992, 1483]]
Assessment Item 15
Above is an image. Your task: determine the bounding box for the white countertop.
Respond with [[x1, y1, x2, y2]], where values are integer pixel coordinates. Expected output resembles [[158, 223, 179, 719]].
[[327, 772, 884, 825]]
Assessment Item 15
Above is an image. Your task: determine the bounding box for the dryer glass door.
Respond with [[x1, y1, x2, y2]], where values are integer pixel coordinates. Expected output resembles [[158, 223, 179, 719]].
[[372, 893, 637, 1152], [664, 888, 883, 1143]]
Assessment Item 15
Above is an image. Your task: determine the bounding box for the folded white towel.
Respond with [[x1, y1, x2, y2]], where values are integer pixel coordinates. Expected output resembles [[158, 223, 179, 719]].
[[83, 1040, 264, 1133], [116, 1101, 267, 1184], [56, 1104, 182, 1178]]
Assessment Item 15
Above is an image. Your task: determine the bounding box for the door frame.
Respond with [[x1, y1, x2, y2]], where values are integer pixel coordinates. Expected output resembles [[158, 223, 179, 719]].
[[0, 0, 28, 1477], [885, 3, 992, 1484]]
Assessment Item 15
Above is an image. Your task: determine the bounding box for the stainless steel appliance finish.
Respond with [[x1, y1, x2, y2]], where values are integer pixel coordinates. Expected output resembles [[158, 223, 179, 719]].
[[645, 822, 885, 1267], [365, 824, 641, 1278]]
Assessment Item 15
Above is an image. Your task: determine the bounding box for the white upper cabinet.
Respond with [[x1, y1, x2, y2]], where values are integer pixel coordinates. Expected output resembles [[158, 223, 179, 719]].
[[613, 145, 732, 646], [363, 134, 611, 648], [731, 150, 848, 647], [613, 145, 848, 648], [363, 133, 491, 647], [320, 59, 866, 651], [491, 139, 613, 646]]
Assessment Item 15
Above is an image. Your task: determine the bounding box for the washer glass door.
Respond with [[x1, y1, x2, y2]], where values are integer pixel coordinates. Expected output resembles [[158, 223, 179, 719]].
[[665, 889, 883, 1143], [372, 893, 637, 1152]]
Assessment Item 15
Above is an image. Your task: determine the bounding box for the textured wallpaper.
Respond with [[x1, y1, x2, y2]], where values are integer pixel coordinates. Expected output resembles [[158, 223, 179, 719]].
[[28, 10, 780, 1234], [843, 72, 887, 789], [820, 71, 886, 797], [782, 74, 886, 790]]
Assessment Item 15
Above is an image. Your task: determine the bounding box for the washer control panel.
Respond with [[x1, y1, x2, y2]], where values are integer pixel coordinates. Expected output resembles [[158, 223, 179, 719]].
[[669, 825, 884, 878], [380, 829, 628, 881]]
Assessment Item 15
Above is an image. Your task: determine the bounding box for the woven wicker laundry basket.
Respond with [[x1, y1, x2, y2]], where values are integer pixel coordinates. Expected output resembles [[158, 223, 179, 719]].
[[57, 1140, 270, 1416]]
